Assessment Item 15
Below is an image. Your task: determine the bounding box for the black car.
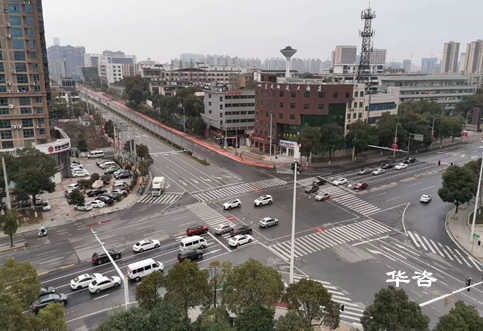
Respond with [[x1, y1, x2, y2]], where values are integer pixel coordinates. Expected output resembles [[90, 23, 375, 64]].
[[96, 195, 115, 206], [104, 167, 121, 175], [381, 162, 394, 169], [31, 292, 67, 313], [114, 171, 131, 179], [404, 157, 416, 164], [87, 189, 107, 197], [230, 225, 253, 236], [177, 250, 203, 262], [312, 176, 326, 186], [304, 185, 319, 194], [91, 249, 122, 265]]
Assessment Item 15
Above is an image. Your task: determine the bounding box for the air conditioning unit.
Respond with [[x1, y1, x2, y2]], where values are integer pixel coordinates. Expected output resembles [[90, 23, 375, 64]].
[[7, 34, 11, 39], [7, 82, 12, 86], [8, 104, 15, 109], [7, 23, 11, 28], [11, 125, 17, 129]]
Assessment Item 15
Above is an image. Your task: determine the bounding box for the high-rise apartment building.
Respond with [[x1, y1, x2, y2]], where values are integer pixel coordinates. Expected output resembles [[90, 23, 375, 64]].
[[421, 57, 439, 73], [333, 46, 357, 65], [370, 49, 386, 65], [85, 51, 136, 85], [462, 40, 483, 74], [0, 0, 51, 149], [441, 41, 460, 73], [402, 59, 412, 73], [47, 44, 85, 83]]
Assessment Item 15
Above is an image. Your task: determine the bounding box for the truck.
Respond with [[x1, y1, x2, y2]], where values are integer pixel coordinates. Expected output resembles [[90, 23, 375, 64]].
[[151, 176, 166, 197]]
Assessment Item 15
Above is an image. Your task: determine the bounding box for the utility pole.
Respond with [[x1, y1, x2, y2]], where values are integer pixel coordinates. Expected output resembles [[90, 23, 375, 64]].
[[2, 157, 11, 210], [470, 151, 483, 241], [289, 161, 298, 284], [393, 121, 399, 158], [269, 112, 273, 158]]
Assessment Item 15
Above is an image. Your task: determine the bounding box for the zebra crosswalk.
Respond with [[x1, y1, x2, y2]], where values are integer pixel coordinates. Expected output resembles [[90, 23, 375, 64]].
[[316, 185, 381, 216], [291, 275, 364, 328], [271, 220, 392, 260], [138, 192, 184, 205], [191, 178, 287, 202], [406, 231, 482, 271], [186, 202, 229, 228]]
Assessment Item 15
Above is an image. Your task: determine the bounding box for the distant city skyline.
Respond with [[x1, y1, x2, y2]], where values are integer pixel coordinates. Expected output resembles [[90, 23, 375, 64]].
[[42, 0, 482, 65]]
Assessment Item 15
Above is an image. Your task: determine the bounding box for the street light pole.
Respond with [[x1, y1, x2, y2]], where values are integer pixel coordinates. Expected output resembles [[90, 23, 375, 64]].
[[393, 121, 399, 159], [289, 161, 298, 284], [90, 228, 129, 309], [470, 152, 483, 241], [2, 157, 11, 210], [269, 112, 273, 158]]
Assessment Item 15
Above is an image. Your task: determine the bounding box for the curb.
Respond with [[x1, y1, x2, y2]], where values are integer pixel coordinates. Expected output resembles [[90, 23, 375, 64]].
[[444, 207, 482, 262], [0, 243, 26, 255]]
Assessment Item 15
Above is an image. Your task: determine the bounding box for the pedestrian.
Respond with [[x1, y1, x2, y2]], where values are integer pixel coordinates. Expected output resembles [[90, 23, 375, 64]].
[[438, 160, 441, 166], [451, 162, 454, 166]]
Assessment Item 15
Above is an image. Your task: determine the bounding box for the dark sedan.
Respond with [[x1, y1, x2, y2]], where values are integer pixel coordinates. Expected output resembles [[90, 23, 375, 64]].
[[31, 293, 67, 313], [86, 189, 107, 197]]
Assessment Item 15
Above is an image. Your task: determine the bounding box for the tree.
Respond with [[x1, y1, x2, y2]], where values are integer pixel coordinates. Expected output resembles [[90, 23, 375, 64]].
[[208, 260, 232, 308], [361, 286, 429, 331], [77, 135, 88, 152], [345, 120, 378, 158], [98, 307, 150, 331], [0, 292, 34, 331], [319, 123, 344, 162], [120, 76, 150, 108], [435, 301, 483, 331], [223, 259, 283, 313], [136, 271, 165, 310], [438, 165, 476, 213], [299, 126, 321, 158], [235, 303, 274, 331], [285, 278, 340, 328], [376, 113, 402, 148], [68, 189, 85, 206], [7, 148, 57, 207], [1, 209, 18, 248], [165, 260, 210, 317], [194, 307, 234, 331], [37, 302, 67, 331], [147, 300, 192, 331], [275, 311, 312, 331], [0, 258, 40, 309], [104, 120, 114, 139]]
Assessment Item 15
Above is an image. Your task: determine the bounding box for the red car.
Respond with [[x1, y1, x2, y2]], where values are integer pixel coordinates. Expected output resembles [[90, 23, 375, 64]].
[[186, 224, 208, 236], [353, 182, 368, 191]]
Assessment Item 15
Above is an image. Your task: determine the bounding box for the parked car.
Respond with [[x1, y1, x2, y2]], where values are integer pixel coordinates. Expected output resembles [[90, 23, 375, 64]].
[[331, 177, 348, 186], [96, 159, 111, 167], [70, 273, 94, 290], [312, 176, 327, 186], [112, 188, 128, 197], [404, 157, 416, 164], [88, 273, 121, 294], [352, 182, 368, 191], [91, 249, 122, 265], [67, 183, 82, 191], [186, 224, 209, 236], [394, 162, 408, 170], [114, 170, 131, 180], [254, 195, 273, 207], [223, 198, 241, 210], [113, 182, 130, 191], [107, 191, 123, 201], [99, 161, 117, 169], [304, 185, 319, 194], [74, 204, 93, 211], [132, 239, 161, 253], [35, 200, 51, 211], [419, 194, 432, 204], [358, 168, 371, 175], [39, 286, 56, 297], [228, 234, 253, 248], [259, 217, 279, 228], [214, 222, 234, 235], [372, 168, 385, 176], [89, 200, 106, 208], [177, 249, 203, 262], [96, 195, 114, 206], [104, 166, 121, 175], [87, 189, 107, 197], [31, 293, 67, 313], [314, 193, 330, 201], [381, 162, 394, 169], [72, 170, 89, 178], [230, 225, 253, 236]]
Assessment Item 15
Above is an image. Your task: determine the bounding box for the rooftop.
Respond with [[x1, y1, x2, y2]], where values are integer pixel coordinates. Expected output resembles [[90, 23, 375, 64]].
[[380, 74, 469, 81]]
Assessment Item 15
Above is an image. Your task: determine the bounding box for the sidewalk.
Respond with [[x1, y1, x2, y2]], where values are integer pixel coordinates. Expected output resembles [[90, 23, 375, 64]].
[[445, 202, 483, 262]]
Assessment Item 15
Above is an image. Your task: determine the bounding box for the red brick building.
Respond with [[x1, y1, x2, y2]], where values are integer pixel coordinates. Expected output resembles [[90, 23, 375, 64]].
[[252, 80, 354, 154]]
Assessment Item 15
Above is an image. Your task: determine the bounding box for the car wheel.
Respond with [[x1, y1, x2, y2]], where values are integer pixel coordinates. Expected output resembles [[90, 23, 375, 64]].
[[96, 289, 100, 294], [140, 248, 144, 253], [268, 201, 272, 205], [136, 277, 141, 282], [155, 244, 160, 248]]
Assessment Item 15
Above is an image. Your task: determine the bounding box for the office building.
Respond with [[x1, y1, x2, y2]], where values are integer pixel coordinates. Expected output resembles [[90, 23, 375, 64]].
[[252, 78, 353, 154], [47, 44, 85, 83], [403, 59, 412, 73], [370, 49, 386, 65], [421, 58, 439, 74], [441, 41, 460, 73], [333, 46, 357, 65], [85, 51, 136, 85], [462, 40, 483, 74], [202, 89, 255, 146]]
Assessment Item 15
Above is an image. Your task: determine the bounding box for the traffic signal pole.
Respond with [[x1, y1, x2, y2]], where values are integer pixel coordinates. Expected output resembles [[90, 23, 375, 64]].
[[419, 280, 483, 307]]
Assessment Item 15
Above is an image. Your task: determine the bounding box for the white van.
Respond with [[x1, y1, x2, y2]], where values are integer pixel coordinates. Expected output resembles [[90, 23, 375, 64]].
[[179, 235, 208, 252], [87, 150, 105, 158], [127, 258, 164, 281]]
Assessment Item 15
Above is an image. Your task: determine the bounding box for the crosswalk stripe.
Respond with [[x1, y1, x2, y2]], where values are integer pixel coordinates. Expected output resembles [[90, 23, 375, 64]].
[[445, 245, 462, 264], [468, 256, 482, 271], [324, 230, 346, 245], [326, 228, 350, 243], [333, 227, 360, 241], [380, 244, 407, 260], [413, 233, 427, 250], [394, 242, 421, 257], [438, 243, 454, 261], [407, 231, 420, 248], [304, 235, 330, 249], [421, 236, 436, 254], [429, 238, 445, 257], [452, 248, 471, 267], [311, 232, 336, 248], [344, 223, 374, 238], [297, 237, 319, 252]]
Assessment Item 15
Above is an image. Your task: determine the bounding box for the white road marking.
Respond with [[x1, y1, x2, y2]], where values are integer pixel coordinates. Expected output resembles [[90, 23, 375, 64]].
[[452, 248, 471, 267], [421, 236, 436, 254], [352, 235, 389, 247], [429, 238, 445, 257], [468, 256, 482, 272], [413, 232, 427, 250], [93, 293, 110, 300]]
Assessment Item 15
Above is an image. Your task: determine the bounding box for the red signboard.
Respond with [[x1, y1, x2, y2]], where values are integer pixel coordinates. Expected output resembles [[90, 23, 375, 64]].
[[392, 143, 398, 151]]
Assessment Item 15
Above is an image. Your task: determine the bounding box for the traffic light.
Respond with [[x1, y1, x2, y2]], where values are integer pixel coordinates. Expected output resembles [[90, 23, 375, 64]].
[[466, 277, 472, 291]]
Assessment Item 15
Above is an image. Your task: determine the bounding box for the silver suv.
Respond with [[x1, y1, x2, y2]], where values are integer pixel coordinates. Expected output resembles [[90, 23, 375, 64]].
[[254, 195, 273, 207], [259, 217, 279, 228]]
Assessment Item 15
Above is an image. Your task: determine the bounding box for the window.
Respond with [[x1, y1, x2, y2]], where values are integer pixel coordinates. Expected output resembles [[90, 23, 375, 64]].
[[360, 91, 364, 97], [8, 4, 20, 12], [359, 102, 363, 108], [352, 113, 356, 119], [318, 91, 325, 98], [219, 104, 223, 109], [290, 103, 295, 109], [304, 91, 311, 98], [28, 51, 36, 59], [39, 128, 45, 134], [347, 113, 350, 120], [0, 98, 8, 106], [22, 119, 33, 127], [289, 114, 295, 120], [15, 62, 26, 72], [290, 92, 296, 98], [8, 16, 21, 26], [1, 131, 12, 139], [11, 28, 23, 37], [358, 113, 363, 119], [345, 92, 350, 98], [12, 39, 25, 49], [208, 102, 212, 106], [333, 92, 339, 98], [20, 107, 31, 114], [14, 51, 25, 61], [219, 113, 223, 117], [0, 86, 5, 93], [0, 108, 9, 115], [26, 28, 35, 37], [2, 141, 13, 149], [219, 97, 223, 102], [23, 129, 34, 137], [279, 91, 284, 97], [0, 63, 3, 72], [27, 40, 35, 49], [318, 104, 324, 110], [24, 2, 32, 12], [0, 120, 11, 128], [0, 75, 4, 84], [303, 104, 310, 109], [19, 97, 30, 105], [17, 74, 28, 83], [35, 107, 43, 114], [25, 16, 34, 26], [278, 113, 283, 119], [34, 96, 42, 103]]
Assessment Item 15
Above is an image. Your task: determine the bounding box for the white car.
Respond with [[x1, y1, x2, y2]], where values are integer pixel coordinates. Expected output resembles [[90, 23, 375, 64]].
[[314, 193, 330, 201], [254, 195, 273, 207], [74, 204, 93, 211], [394, 162, 408, 170], [419, 194, 432, 204], [372, 168, 385, 176], [73, 170, 89, 178], [214, 222, 234, 235], [132, 239, 161, 253], [228, 234, 253, 248], [259, 217, 279, 228], [88, 273, 121, 294], [67, 183, 82, 190], [223, 199, 241, 210], [70, 273, 94, 290], [88, 200, 105, 208], [331, 177, 348, 186]]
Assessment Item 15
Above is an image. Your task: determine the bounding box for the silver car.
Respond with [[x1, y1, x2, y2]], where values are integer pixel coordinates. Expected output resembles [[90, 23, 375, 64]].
[[214, 222, 234, 235]]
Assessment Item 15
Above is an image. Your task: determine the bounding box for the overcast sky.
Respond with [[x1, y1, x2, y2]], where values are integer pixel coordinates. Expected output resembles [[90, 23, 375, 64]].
[[43, 0, 482, 64]]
